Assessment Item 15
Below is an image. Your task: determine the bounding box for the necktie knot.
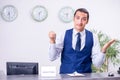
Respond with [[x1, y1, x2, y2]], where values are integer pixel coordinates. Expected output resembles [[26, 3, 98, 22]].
[[75, 33, 81, 51], [77, 33, 80, 38]]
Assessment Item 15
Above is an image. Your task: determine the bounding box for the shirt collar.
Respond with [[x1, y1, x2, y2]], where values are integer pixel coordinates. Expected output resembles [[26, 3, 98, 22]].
[[73, 28, 85, 36]]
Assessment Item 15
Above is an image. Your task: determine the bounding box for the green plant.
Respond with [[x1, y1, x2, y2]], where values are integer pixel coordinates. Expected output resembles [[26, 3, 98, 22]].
[[91, 29, 120, 72]]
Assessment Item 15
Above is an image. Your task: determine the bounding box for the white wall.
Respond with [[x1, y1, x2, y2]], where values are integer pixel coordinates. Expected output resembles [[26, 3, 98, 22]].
[[0, 0, 120, 74]]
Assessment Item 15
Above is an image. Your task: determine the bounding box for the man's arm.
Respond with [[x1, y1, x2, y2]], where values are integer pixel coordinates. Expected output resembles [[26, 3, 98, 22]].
[[92, 34, 115, 68], [48, 31, 64, 61], [101, 39, 116, 53]]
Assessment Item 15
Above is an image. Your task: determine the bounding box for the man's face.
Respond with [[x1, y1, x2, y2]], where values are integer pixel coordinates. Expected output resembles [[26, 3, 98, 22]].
[[73, 11, 88, 32]]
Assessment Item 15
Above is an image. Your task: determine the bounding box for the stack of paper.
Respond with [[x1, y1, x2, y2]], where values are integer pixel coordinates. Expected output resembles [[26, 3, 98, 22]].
[[67, 72, 85, 77]]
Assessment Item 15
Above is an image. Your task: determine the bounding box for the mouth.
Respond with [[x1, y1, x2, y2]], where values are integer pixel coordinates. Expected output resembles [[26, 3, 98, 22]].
[[77, 23, 83, 27]]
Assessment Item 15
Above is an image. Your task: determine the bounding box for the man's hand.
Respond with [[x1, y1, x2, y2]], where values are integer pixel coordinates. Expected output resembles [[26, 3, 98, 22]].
[[49, 31, 56, 44], [101, 39, 116, 53]]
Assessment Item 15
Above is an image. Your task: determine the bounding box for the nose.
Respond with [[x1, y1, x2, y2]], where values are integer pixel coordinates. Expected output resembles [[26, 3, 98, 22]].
[[78, 19, 82, 24]]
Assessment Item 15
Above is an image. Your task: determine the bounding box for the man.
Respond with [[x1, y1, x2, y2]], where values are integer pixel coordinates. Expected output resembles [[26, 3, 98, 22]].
[[48, 8, 115, 74]]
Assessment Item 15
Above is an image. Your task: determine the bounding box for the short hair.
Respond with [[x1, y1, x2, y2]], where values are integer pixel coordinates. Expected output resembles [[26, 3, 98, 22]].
[[74, 8, 89, 21]]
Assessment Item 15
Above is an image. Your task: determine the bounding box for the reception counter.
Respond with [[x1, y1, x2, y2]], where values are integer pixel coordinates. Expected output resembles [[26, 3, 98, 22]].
[[0, 71, 120, 80]]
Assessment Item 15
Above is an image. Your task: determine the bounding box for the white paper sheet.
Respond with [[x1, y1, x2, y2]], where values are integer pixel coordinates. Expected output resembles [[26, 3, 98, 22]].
[[67, 72, 85, 77]]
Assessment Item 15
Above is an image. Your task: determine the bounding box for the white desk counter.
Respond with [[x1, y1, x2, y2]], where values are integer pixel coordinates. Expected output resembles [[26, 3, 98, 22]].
[[0, 71, 120, 80]]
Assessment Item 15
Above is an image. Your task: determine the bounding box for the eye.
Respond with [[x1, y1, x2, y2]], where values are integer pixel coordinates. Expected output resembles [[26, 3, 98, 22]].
[[75, 16, 80, 19], [82, 17, 87, 21]]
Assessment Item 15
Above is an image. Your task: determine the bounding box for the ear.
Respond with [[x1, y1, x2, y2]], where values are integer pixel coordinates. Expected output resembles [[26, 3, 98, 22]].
[[86, 20, 89, 24]]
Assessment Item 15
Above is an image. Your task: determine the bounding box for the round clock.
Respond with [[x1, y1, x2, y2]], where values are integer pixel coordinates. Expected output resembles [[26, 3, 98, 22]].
[[1, 5, 18, 22], [31, 5, 48, 22], [58, 6, 74, 23]]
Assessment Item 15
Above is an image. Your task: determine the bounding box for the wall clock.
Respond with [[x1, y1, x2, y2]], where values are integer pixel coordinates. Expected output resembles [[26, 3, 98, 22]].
[[58, 6, 74, 23], [31, 5, 48, 22], [1, 5, 18, 22]]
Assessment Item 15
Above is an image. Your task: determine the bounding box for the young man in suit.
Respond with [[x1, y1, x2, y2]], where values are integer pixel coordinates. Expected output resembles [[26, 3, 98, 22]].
[[48, 8, 115, 74]]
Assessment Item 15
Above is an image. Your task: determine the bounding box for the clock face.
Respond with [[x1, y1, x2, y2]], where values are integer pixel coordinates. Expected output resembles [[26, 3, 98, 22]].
[[31, 5, 48, 22], [58, 7, 74, 23], [1, 5, 18, 22]]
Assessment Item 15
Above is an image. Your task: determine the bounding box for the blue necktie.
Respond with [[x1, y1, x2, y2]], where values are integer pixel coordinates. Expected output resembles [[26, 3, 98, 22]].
[[75, 33, 81, 51]]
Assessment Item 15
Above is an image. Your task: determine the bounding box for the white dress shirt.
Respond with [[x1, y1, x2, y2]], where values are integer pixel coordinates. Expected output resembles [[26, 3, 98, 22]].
[[49, 28, 105, 68]]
